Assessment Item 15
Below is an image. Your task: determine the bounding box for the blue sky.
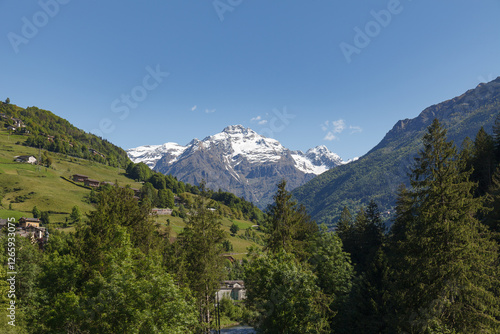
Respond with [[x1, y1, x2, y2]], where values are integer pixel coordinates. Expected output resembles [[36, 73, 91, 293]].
[[1, 0, 499, 160]]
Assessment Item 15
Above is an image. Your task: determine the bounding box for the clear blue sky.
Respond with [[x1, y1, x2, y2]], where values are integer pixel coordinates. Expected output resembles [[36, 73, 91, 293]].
[[1, 0, 499, 160]]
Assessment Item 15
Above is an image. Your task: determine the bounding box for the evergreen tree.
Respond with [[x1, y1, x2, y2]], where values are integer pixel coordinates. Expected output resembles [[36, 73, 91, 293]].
[[388, 119, 500, 333], [484, 166, 500, 242], [493, 113, 500, 161], [265, 179, 318, 260], [471, 127, 496, 196], [176, 194, 227, 333], [336, 206, 353, 243]]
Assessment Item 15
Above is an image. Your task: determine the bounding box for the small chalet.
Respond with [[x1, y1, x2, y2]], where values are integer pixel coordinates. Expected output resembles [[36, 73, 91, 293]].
[[151, 208, 173, 215], [217, 280, 246, 301], [7, 125, 17, 131], [15, 155, 37, 164], [84, 179, 100, 187], [19, 218, 41, 228], [72, 174, 89, 182]]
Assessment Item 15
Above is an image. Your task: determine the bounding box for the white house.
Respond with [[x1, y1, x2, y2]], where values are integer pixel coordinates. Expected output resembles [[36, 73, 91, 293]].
[[15, 155, 37, 164], [216, 280, 246, 301]]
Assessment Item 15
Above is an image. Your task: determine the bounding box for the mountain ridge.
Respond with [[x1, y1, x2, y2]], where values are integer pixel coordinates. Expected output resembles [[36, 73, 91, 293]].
[[127, 125, 345, 208], [293, 77, 500, 226]]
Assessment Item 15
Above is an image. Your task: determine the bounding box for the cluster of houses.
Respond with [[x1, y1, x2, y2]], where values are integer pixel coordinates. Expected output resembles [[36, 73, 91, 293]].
[[0, 217, 49, 247], [0, 113, 26, 132]]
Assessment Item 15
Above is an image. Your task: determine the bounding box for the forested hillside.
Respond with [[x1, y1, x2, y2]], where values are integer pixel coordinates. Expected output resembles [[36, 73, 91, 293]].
[[293, 77, 500, 226], [0, 101, 130, 167]]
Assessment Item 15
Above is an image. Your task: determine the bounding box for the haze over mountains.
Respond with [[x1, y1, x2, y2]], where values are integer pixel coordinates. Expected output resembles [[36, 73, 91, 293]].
[[127, 125, 346, 207]]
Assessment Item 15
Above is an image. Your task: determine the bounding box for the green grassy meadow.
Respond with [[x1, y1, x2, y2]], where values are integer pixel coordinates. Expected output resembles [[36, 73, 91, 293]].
[[0, 129, 264, 254]]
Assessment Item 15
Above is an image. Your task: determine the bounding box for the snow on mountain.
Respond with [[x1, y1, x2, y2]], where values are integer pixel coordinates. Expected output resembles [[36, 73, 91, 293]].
[[126, 142, 186, 169], [127, 125, 344, 175], [202, 125, 286, 164], [291, 145, 344, 175]]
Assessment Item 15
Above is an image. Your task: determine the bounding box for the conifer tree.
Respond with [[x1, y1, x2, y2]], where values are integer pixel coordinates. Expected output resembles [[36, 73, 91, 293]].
[[471, 127, 496, 196], [265, 179, 318, 260], [177, 193, 226, 333], [389, 119, 500, 333], [492, 113, 500, 161]]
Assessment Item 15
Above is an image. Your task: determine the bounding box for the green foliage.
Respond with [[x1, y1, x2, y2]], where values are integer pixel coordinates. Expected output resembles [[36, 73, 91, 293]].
[[32, 206, 41, 218], [174, 194, 227, 333], [69, 206, 81, 223], [24, 185, 198, 334], [387, 119, 500, 333], [0, 103, 130, 167], [265, 179, 318, 260], [40, 211, 50, 224], [222, 239, 234, 252], [245, 251, 331, 334], [230, 223, 239, 235], [158, 188, 175, 208]]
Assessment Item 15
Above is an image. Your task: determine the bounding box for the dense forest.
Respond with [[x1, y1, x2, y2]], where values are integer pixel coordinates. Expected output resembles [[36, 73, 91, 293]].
[[1, 118, 500, 333]]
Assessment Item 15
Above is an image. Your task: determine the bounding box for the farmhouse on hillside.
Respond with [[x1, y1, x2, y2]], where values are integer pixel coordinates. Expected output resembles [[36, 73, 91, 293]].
[[14, 155, 37, 164], [84, 179, 100, 187], [72, 174, 89, 182]]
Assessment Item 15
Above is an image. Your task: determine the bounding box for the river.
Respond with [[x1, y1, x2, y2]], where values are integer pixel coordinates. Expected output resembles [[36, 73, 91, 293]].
[[213, 325, 256, 333]]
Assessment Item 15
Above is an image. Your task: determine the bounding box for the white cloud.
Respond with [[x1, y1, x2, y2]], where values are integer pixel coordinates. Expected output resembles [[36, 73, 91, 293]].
[[321, 119, 360, 141], [191, 105, 197, 111], [349, 125, 362, 133], [324, 132, 337, 141], [205, 109, 216, 113], [251, 116, 262, 122], [258, 119, 268, 125], [332, 119, 346, 133]]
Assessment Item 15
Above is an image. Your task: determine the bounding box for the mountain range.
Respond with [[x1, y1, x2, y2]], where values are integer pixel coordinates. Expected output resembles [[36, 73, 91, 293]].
[[127, 125, 345, 208], [293, 76, 500, 225]]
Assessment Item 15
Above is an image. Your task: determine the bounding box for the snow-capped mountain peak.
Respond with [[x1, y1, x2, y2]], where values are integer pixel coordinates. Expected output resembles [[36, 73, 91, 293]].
[[126, 125, 346, 207], [126, 142, 186, 169], [127, 125, 345, 174]]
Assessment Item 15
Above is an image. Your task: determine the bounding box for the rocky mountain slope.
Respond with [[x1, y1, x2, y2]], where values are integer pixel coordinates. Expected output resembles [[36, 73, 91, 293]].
[[292, 77, 500, 226], [128, 125, 345, 207]]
